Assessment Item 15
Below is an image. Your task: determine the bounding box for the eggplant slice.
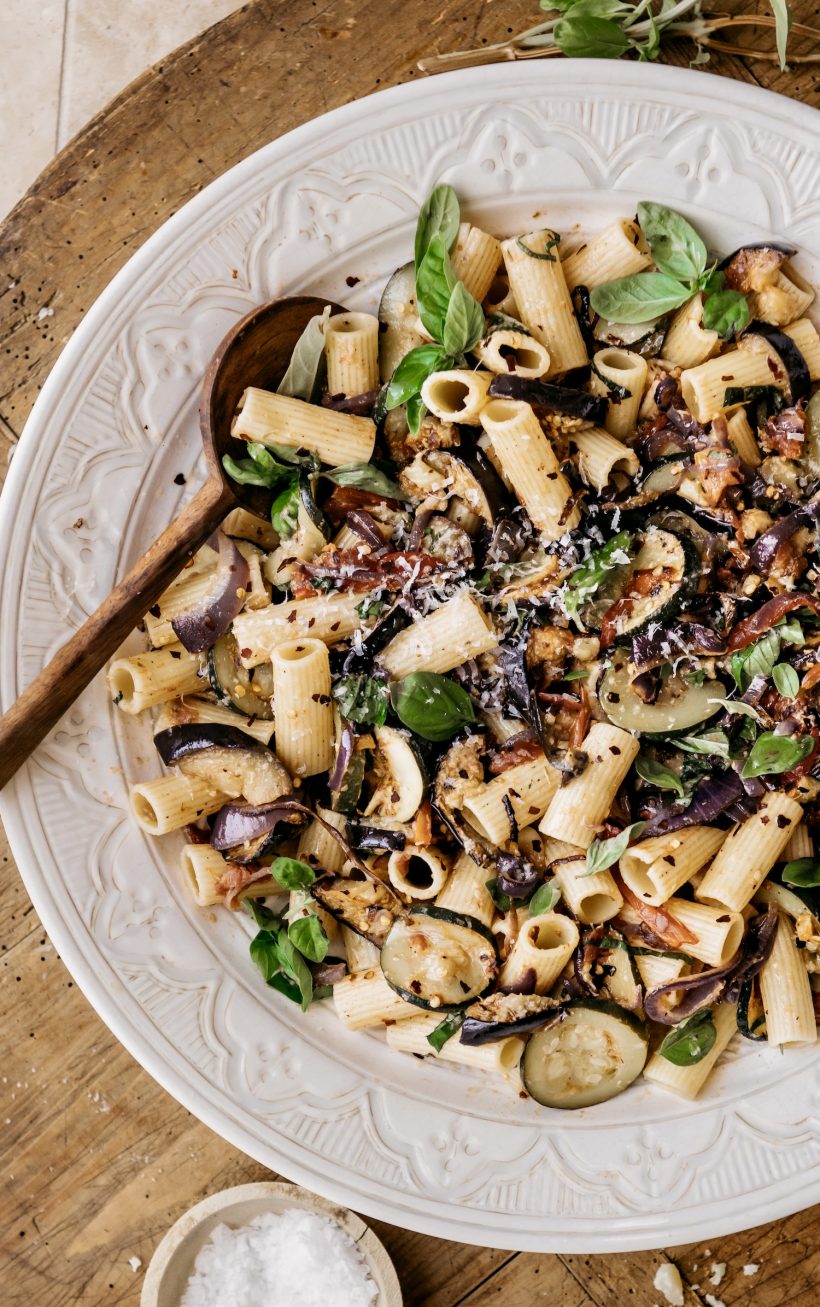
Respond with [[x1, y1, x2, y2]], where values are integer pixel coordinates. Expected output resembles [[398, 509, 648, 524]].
[[155, 723, 291, 805], [312, 874, 398, 947], [460, 991, 564, 1045]]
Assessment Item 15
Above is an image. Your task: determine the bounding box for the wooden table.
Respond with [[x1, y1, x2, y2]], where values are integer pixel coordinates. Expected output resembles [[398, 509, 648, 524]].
[[2, 2, 819, 1302]]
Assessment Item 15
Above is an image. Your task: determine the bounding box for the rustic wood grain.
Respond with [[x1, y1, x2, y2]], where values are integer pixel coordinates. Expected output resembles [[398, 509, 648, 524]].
[[2, 0, 820, 1303]]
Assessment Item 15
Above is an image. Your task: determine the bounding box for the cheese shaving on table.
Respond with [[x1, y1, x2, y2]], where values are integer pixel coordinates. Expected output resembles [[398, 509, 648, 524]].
[[653, 1262, 685, 1306], [180, 1208, 378, 1307]]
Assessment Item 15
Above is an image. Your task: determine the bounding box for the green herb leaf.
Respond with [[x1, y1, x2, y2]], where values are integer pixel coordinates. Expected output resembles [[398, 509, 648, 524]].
[[554, 13, 631, 58], [782, 857, 820, 888], [222, 442, 300, 490], [659, 1009, 717, 1066], [416, 233, 456, 341], [699, 266, 725, 295], [277, 307, 330, 402], [271, 857, 315, 891], [707, 697, 760, 720], [406, 392, 427, 436], [273, 932, 315, 1010], [778, 617, 805, 647], [334, 673, 390, 726], [741, 731, 814, 779], [288, 913, 329, 963], [485, 877, 512, 913], [562, 668, 591, 682], [390, 672, 475, 742], [585, 821, 647, 875], [270, 479, 300, 539], [590, 272, 692, 324], [562, 530, 633, 624], [701, 288, 750, 338], [731, 628, 781, 691], [415, 184, 461, 271], [383, 343, 450, 413], [267, 971, 304, 1005], [634, 756, 684, 798], [426, 1010, 465, 1052], [244, 899, 279, 929], [443, 281, 485, 356], [770, 0, 792, 70], [772, 663, 800, 698], [322, 462, 408, 500], [636, 201, 707, 284], [515, 231, 562, 261], [529, 880, 562, 915], [249, 930, 281, 983], [356, 597, 386, 621], [675, 730, 730, 758]]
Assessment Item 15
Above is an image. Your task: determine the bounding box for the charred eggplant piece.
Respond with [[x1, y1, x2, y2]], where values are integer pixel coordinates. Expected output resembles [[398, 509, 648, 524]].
[[489, 373, 608, 424], [155, 724, 291, 805], [171, 530, 250, 654], [742, 321, 811, 405], [719, 242, 796, 291], [210, 799, 306, 861], [460, 991, 564, 1045], [312, 874, 398, 947]]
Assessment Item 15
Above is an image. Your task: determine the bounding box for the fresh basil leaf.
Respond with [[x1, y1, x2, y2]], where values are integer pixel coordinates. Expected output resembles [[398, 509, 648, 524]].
[[222, 454, 280, 488], [416, 233, 456, 341], [585, 821, 647, 875], [406, 392, 427, 436], [322, 462, 409, 500], [634, 756, 684, 798], [699, 266, 724, 296], [334, 673, 390, 726], [390, 672, 476, 742], [659, 1009, 716, 1066], [731, 628, 781, 691], [772, 663, 800, 698], [244, 899, 279, 929], [383, 343, 449, 413], [288, 913, 329, 964], [771, 0, 792, 70], [273, 932, 314, 1010], [778, 617, 805, 647], [267, 971, 304, 1005], [782, 857, 820, 888], [675, 730, 730, 758], [707, 697, 760, 720], [485, 877, 512, 913], [562, 668, 591, 681], [702, 288, 750, 338], [443, 281, 485, 356], [271, 856, 315, 891], [415, 184, 461, 271], [277, 307, 330, 402], [270, 478, 300, 539], [529, 880, 562, 915], [590, 272, 691, 324], [741, 731, 814, 779], [636, 201, 707, 284], [356, 597, 386, 621], [426, 1010, 465, 1052], [515, 231, 562, 262], [562, 530, 633, 623], [249, 930, 280, 983], [554, 13, 631, 58]]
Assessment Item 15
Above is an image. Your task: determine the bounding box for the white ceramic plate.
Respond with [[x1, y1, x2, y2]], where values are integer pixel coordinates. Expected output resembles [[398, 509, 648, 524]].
[[2, 62, 820, 1253]]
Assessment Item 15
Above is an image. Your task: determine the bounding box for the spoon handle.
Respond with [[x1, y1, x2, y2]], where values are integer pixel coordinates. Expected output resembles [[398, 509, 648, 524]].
[[0, 477, 234, 790]]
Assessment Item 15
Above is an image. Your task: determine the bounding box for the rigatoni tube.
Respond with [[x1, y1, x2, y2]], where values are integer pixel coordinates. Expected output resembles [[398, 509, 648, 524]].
[[643, 1001, 738, 1100], [502, 231, 588, 375], [232, 387, 375, 466], [539, 722, 639, 848], [271, 638, 334, 777], [696, 792, 803, 911], [619, 826, 726, 907], [108, 645, 202, 713], [480, 398, 580, 539], [561, 220, 650, 291], [759, 912, 817, 1046], [325, 312, 380, 397], [233, 592, 363, 667], [461, 757, 559, 845], [589, 347, 648, 440], [379, 590, 497, 679], [498, 911, 579, 994], [450, 222, 502, 304]]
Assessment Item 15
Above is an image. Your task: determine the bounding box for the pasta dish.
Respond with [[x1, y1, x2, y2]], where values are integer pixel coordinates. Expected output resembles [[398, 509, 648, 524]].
[[108, 186, 820, 1109]]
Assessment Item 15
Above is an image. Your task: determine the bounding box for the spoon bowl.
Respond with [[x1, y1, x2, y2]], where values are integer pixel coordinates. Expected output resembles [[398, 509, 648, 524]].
[[0, 294, 339, 788]]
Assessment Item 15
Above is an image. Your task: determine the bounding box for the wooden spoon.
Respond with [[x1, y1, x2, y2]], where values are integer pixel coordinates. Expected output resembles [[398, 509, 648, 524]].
[[0, 294, 341, 789]]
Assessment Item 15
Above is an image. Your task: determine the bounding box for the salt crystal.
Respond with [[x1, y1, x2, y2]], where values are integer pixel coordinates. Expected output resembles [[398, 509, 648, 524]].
[[180, 1209, 377, 1307], [128, 1256, 142, 1273], [709, 1262, 726, 1287], [38, 306, 54, 319], [653, 1262, 685, 1307], [704, 1295, 725, 1307], [743, 1264, 760, 1276]]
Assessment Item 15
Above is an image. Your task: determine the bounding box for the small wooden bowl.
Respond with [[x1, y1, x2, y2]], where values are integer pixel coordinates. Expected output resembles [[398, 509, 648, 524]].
[[140, 1181, 402, 1307]]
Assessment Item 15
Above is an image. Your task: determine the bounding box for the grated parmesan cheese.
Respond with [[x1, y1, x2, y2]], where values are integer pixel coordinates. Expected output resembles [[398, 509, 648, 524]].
[[180, 1208, 378, 1307]]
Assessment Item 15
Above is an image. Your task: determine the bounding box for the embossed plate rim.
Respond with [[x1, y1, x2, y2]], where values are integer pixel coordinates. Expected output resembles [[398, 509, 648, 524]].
[[2, 62, 820, 1251]]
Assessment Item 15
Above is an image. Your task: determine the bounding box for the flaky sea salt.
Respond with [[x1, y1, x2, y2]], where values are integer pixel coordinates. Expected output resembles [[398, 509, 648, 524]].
[[709, 1262, 726, 1287], [743, 1263, 760, 1276], [180, 1209, 378, 1307], [653, 1262, 685, 1307]]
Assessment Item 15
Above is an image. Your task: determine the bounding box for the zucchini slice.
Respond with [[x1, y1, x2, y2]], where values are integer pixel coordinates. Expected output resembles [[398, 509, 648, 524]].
[[639, 454, 690, 500], [521, 999, 648, 1109], [364, 726, 426, 823], [329, 719, 368, 815], [597, 937, 643, 1012], [601, 527, 696, 644], [208, 633, 274, 720], [312, 875, 397, 948], [380, 906, 498, 1011], [379, 261, 427, 382], [598, 657, 724, 735]]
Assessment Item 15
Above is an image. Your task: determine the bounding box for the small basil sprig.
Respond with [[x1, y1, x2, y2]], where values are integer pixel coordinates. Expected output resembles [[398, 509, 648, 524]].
[[675, 730, 730, 759], [334, 673, 390, 726], [222, 442, 316, 489], [245, 898, 326, 1011], [731, 628, 782, 692], [271, 856, 315, 891], [634, 756, 684, 798], [584, 821, 646, 875], [772, 663, 800, 698], [659, 1009, 717, 1066], [590, 202, 750, 337], [741, 731, 814, 779], [782, 858, 820, 888], [529, 880, 562, 915], [390, 672, 475, 742], [427, 1010, 465, 1053], [321, 462, 408, 500], [384, 184, 486, 434], [562, 529, 633, 625], [271, 479, 301, 539]]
